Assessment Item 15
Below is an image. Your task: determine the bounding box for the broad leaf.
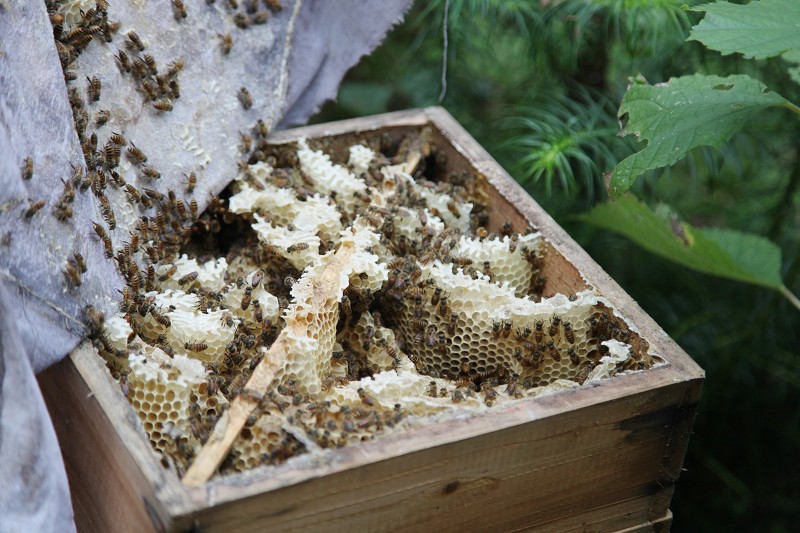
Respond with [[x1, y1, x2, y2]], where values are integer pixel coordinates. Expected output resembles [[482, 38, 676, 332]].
[[578, 194, 784, 290], [782, 50, 800, 86], [608, 74, 788, 198], [689, 0, 800, 60]]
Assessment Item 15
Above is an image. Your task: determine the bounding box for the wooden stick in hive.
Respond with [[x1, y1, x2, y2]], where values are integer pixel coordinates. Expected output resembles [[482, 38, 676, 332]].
[[181, 238, 359, 486]]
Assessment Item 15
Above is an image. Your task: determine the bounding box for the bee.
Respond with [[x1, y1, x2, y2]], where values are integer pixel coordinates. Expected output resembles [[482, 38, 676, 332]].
[[109, 132, 127, 146], [151, 309, 172, 327], [384, 344, 399, 362], [219, 32, 233, 55], [266, 0, 283, 11], [98, 199, 116, 229], [127, 31, 144, 51], [563, 321, 575, 344], [549, 315, 561, 338], [547, 340, 560, 362], [54, 204, 73, 221], [426, 381, 438, 398], [437, 331, 447, 354], [526, 349, 544, 370], [233, 12, 250, 28], [422, 324, 437, 347], [446, 200, 460, 218], [501, 220, 513, 236], [252, 11, 268, 24], [491, 321, 502, 339], [482, 385, 497, 406], [178, 271, 198, 285], [93, 222, 114, 257], [451, 389, 465, 403], [576, 362, 597, 385], [84, 305, 105, 336], [516, 326, 531, 341], [103, 137, 120, 159], [21, 157, 33, 180], [341, 294, 353, 318], [126, 143, 147, 164], [87, 75, 101, 102], [183, 171, 197, 194], [168, 79, 180, 99], [568, 346, 579, 366], [482, 261, 494, 278], [189, 198, 198, 218], [241, 287, 252, 311], [447, 313, 458, 336], [502, 319, 513, 339], [437, 294, 449, 317], [64, 261, 82, 287], [365, 212, 382, 228], [353, 190, 372, 204], [172, 0, 187, 19], [286, 242, 309, 253], [452, 257, 473, 267], [533, 320, 545, 343], [24, 200, 45, 219], [506, 374, 521, 398], [476, 226, 488, 239], [145, 245, 159, 262], [153, 99, 173, 112], [508, 234, 519, 253], [428, 286, 442, 307], [166, 58, 184, 76], [140, 166, 161, 180], [357, 388, 375, 407], [237, 87, 253, 110], [185, 341, 208, 352]]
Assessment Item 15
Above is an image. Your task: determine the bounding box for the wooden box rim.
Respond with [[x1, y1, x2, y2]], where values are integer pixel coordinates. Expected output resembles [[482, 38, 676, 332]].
[[62, 106, 704, 526]]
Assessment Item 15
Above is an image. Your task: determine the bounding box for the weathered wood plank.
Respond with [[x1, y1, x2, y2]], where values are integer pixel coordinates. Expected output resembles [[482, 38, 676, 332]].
[[184, 380, 697, 531]]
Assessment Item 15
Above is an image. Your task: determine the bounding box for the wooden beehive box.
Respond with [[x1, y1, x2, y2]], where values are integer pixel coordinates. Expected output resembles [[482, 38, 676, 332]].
[[38, 107, 703, 532]]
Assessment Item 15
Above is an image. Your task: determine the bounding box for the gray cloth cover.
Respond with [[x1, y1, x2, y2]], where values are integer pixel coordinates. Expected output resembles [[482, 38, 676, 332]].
[[0, 0, 411, 529]]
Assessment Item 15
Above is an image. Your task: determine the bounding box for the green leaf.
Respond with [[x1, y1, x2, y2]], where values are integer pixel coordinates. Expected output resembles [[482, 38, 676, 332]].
[[578, 194, 785, 290], [688, 0, 800, 60], [608, 74, 788, 198], [782, 49, 800, 86]]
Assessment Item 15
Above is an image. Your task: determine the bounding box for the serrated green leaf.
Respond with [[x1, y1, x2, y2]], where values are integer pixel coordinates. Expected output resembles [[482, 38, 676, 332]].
[[689, 0, 800, 60], [578, 194, 784, 290], [608, 74, 788, 198]]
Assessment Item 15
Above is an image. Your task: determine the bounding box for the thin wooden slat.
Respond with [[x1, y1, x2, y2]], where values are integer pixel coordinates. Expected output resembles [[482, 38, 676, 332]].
[[182, 237, 360, 485]]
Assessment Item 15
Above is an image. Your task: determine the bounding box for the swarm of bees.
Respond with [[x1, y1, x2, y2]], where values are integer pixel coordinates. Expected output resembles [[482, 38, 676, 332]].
[[41, 0, 653, 478]]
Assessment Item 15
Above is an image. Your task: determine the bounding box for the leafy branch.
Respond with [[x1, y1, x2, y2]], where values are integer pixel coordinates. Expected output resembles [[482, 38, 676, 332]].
[[590, 0, 800, 310]]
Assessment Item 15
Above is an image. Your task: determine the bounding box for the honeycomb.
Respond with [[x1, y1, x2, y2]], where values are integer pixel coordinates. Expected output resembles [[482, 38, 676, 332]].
[[90, 128, 657, 477], [126, 348, 226, 472], [41, 0, 659, 481]]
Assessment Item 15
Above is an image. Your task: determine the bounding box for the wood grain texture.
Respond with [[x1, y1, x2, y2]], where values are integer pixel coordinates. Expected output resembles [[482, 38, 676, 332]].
[[39, 108, 702, 532], [39, 346, 181, 533], [185, 379, 698, 531]]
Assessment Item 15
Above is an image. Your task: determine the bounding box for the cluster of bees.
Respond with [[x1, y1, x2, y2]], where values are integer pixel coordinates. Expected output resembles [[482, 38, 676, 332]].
[[37, 0, 269, 293], [33, 0, 651, 475]]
